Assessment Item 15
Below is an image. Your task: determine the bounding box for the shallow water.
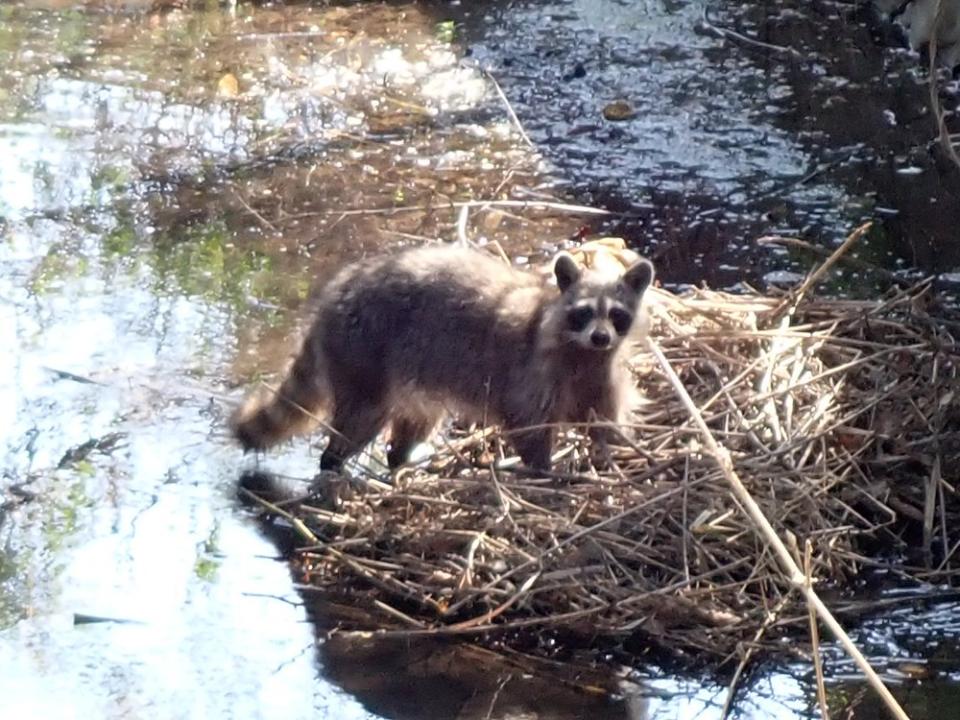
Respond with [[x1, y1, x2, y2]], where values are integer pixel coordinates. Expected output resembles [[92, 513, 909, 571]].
[[472, 0, 960, 293], [1, 1, 958, 718]]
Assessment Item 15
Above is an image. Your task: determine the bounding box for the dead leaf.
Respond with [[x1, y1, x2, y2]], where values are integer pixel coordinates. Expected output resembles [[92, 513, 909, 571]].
[[217, 72, 239, 98], [603, 100, 635, 121]]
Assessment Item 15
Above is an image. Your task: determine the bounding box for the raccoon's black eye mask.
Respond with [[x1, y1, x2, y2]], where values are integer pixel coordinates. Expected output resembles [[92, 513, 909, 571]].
[[567, 306, 594, 332], [609, 307, 632, 335]]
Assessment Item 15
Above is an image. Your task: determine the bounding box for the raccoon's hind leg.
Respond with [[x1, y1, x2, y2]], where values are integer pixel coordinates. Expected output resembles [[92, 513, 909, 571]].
[[320, 394, 390, 472], [387, 411, 439, 469]]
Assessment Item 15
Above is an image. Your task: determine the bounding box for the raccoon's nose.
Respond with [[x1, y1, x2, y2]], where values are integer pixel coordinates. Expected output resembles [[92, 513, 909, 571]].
[[590, 329, 611, 348]]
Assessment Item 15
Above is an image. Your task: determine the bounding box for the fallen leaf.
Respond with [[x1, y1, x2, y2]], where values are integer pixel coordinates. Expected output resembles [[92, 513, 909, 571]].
[[217, 72, 239, 98], [603, 99, 635, 121]]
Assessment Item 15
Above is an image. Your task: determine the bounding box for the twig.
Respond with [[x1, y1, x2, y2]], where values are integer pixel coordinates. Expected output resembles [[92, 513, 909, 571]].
[[806, 540, 830, 720], [233, 31, 329, 40], [923, 454, 941, 566], [748, 158, 846, 203], [698, 8, 803, 59], [774, 222, 873, 319], [231, 185, 279, 233], [482, 69, 534, 147], [373, 599, 426, 628], [43, 366, 104, 385], [446, 572, 540, 630], [252, 380, 348, 442], [456, 204, 471, 246], [720, 593, 792, 719], [289, 199, 616, 218], [484, 675, 512, 720], [238, 487, 319, 544], [334, 604, 611, 638], [756, 234, 901, 284]]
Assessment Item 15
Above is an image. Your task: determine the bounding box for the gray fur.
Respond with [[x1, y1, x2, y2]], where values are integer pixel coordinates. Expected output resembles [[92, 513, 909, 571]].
[[231, 246, 655, 472]]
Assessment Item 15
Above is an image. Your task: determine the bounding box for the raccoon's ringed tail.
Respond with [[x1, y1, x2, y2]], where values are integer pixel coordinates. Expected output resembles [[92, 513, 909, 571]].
[[230, 386, 322, 452], [230, 393, 277, 452], [231, 343, 330, 451]]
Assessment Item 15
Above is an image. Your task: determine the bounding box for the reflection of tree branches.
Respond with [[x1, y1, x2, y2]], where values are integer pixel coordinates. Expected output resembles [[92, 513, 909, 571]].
[[927, 0, 960, 173]]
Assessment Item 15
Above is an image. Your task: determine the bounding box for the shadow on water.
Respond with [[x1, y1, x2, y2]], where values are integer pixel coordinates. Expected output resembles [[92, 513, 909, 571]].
[[0, 0, 958, 718]]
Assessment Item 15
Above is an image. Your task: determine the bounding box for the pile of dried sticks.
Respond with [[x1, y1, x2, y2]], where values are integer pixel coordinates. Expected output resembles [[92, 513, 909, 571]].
[[245, 227, 959, 707]]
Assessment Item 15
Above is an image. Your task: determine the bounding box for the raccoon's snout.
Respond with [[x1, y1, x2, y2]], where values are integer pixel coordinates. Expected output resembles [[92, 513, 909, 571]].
[[590, 328, 611, 348]]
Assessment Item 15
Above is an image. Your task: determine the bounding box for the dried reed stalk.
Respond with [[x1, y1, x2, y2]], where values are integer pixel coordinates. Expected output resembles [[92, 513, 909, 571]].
[[245, 239, 959, 708], [644, 335, 908, 720]]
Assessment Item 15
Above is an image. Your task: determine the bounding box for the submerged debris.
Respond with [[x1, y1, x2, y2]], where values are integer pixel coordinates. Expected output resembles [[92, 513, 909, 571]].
[[245, 259, 960, 674], [56, 432, 127, 470]]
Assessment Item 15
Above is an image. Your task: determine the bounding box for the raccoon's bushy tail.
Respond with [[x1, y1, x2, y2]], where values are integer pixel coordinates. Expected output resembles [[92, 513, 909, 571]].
[[231, 339, 330, 452]]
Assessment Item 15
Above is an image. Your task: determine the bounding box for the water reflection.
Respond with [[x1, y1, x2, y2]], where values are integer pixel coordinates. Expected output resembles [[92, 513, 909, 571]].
[[467, 0, 960, 290], [0, 2, 616, 718], [0, 0, 958, 718]]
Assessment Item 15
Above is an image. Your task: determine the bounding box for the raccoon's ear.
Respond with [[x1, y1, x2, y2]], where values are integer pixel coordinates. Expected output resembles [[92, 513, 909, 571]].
[[623, 258, 654, 295], [554, 252, 581, 292]]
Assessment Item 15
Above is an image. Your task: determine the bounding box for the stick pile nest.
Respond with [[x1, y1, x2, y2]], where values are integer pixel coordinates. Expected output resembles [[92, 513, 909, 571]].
[[255, 276, 960, 670]]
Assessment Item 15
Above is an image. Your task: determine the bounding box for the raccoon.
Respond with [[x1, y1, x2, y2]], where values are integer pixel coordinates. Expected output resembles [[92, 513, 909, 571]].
[[231, 245, 654, 472]]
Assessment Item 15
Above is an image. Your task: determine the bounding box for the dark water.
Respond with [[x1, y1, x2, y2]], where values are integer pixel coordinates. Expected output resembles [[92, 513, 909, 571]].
[[1, 1, 958, 718], [470, 0, 960, 294]]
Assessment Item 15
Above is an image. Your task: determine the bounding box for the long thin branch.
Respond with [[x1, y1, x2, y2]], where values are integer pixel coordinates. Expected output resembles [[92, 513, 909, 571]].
[[806, 540, 831, 720], [698, 7, 802, 59], [645, 335, 910, 720], [775, 221, 872, 319], [483, 69, 534, 147], [292, 199, 617, 218], [927, 0, 960, 172]]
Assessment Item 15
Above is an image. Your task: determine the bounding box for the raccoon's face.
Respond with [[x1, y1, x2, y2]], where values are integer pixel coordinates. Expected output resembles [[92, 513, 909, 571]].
[[553, 253, 654, 352]]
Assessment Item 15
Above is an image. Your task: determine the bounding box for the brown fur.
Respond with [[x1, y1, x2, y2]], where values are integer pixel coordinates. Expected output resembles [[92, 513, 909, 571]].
[[231, 246, 654, 471]]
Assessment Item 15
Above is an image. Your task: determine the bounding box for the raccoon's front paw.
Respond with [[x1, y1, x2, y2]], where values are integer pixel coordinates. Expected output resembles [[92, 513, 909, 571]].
[[514, 434, 553, 473], [588, 437, 614, 470], [587, 424, 625, 470]]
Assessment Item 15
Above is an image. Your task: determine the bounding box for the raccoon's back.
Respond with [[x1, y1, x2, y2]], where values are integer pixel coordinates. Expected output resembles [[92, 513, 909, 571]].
[[316, 248, 549, 396]]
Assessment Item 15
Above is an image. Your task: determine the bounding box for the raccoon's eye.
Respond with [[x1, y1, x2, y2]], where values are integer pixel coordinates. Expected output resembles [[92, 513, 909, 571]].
[[609, 307, 633, 335], [567, 306, 594, 332]]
